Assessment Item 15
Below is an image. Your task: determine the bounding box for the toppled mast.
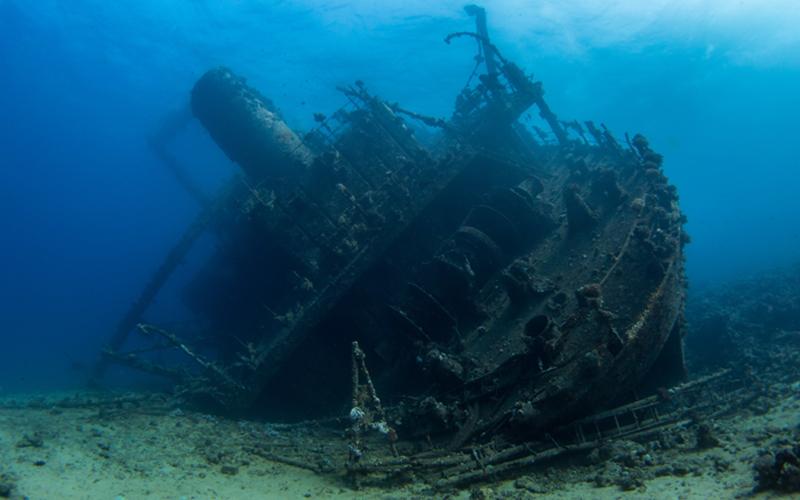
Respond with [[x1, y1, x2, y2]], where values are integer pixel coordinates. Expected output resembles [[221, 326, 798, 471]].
[[447, 4, 567, 145], [97, 5, 688, 447]]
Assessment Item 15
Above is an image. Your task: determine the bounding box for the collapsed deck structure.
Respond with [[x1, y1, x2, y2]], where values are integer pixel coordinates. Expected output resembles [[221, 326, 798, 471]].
[[95, 5, 688, 449]]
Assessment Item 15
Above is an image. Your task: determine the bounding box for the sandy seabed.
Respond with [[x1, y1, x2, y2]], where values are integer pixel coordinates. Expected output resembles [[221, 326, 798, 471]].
[[1, 385, 798, 500]]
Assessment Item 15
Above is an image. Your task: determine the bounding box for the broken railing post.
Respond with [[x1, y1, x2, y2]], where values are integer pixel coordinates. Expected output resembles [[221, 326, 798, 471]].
[[347, 341, 398, 486]]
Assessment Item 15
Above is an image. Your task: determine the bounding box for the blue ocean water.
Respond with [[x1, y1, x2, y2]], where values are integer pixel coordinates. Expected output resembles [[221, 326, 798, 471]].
[[1, 0, 798, 392]]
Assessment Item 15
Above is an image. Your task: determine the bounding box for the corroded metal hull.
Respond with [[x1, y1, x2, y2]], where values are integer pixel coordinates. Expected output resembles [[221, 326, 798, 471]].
[[187, 65, 686, 439], [105, 7, 688, 445]]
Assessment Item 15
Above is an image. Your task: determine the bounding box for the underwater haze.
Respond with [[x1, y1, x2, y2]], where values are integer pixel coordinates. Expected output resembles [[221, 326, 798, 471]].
[[1, 0, 799, 393]]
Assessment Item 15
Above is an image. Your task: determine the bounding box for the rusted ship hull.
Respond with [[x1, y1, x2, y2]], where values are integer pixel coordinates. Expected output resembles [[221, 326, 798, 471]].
[[99, 6, 688, 445]]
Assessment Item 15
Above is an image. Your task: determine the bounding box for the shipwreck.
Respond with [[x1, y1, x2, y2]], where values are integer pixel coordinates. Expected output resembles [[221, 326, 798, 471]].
[[93, 4, 689, 460]]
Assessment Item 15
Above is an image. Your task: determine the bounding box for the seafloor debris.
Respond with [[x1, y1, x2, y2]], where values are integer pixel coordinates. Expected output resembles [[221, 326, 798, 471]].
[[684, 263, 800, 493], [694, 422, 721, 450], [2, 354, 788, 495], [0, 471, 19, 499], [754, 442, 800, 493], [686, 263, 800, 380], [14, 432, 43, 449], [94, 4, 688, 454]]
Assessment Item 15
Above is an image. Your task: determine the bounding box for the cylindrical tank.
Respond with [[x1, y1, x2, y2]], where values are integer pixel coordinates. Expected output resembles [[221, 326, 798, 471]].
[[191, 67, 313, 183]]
